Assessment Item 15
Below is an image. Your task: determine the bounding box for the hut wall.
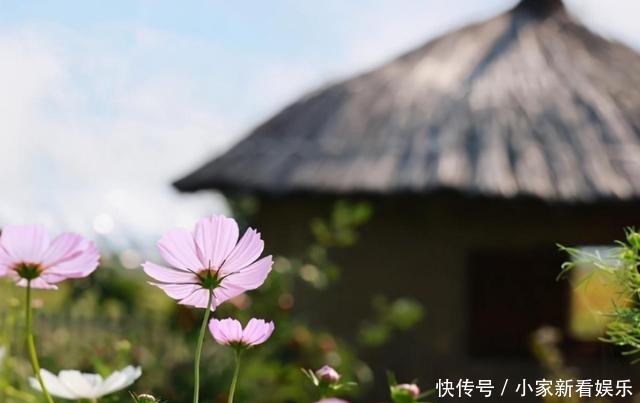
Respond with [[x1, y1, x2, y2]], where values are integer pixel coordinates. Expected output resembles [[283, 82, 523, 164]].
[[250, 195, 640, 401]]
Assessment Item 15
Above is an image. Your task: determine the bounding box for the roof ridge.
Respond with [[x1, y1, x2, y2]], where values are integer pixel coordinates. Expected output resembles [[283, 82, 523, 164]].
[[513, 0, 566, 18]]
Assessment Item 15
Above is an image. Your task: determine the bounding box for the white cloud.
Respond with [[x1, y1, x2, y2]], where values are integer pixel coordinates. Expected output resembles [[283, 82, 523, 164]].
[[340, 0, 507, 73], [1, 0, 639, 254], [0, 26, 229, 252]]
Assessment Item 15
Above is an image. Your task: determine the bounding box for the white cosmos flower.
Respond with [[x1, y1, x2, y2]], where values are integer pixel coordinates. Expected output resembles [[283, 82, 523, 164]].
[[29, 366, 142, 399]]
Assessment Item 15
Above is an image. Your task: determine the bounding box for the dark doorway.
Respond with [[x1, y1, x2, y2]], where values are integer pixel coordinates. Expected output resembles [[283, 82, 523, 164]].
[[467, 248, 568, 357]]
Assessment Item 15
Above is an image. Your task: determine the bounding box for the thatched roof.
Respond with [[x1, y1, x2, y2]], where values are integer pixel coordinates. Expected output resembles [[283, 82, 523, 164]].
[[175, 0, 640, 203]]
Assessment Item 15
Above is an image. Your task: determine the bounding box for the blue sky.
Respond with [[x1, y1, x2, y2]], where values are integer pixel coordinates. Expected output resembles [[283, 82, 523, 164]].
[[1, 0, 639, 262]]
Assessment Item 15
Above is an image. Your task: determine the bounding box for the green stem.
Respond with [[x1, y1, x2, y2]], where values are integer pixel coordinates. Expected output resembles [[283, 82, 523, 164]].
[[193, 290, 214, 403], [26, 281, 55, 403], [227, 350, 242, 403]]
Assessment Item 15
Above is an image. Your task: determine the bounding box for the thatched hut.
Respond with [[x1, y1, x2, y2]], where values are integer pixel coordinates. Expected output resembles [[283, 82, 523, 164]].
[[176, 0, 640, 399]]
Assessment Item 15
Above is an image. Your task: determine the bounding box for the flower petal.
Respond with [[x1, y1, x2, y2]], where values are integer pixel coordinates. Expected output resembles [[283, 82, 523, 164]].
[[58, 370, 101, 398], [30, 369, 78, 399], [150, 282, 199, 300], [193, 215, 239, 269], [209, 318, 243, 345], [209, 319, 229, 345], [227, 318, 243, 342], [143, 261, 194, 284], [213, 283, 245, 306], [157, 228, 202, 271], [222, 255, 272, 293], [179, 288, 213, 309], [43, 236, 99, 279], [242, 318, 274, 346], [40, 233, 84, 267], [241, 318, 265, 345], [0, 245, 17, 276], [37, 272, 70, 285], [16, 278, 58, 290], [0, 225, 50, 262], [257, 321, 276, 345], [220, 228, 264, 275], [38, 274, 68, 285], [98, 366, 141, 396]]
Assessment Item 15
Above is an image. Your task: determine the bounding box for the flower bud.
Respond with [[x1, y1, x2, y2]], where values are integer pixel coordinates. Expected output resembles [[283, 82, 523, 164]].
[[315, 365, 341, 384], [397, 383, 420, 397], [391, 383, 421, 402]]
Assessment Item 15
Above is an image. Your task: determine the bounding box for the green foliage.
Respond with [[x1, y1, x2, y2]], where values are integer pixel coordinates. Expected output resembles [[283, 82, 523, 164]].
[[301, 201, 373, 289], [310, 201, 372, 248], [559, 228, 640, 360], [359, 297, 424, 347]]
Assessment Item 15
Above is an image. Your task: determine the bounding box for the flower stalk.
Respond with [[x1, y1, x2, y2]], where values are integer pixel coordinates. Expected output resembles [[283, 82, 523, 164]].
[[193, 290, 214, 403], [26, 281, 55, 403], [227, 350, 242, 403]]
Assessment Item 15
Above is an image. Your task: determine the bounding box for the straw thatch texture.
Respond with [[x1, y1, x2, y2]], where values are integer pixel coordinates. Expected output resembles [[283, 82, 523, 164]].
[[175, 0, 640, 202]]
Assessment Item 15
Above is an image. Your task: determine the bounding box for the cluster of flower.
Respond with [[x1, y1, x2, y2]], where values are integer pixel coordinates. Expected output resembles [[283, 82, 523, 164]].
[[0, 216, 426, 402], [0, 217, 273, 402], [436, 378, 633, 399]]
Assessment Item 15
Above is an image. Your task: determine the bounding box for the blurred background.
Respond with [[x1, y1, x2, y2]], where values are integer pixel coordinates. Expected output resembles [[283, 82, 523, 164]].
[[2, 0, 640, 401]]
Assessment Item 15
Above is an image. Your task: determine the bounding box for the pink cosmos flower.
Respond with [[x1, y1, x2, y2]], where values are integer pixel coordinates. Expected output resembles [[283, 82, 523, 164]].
[[0, 225, 99, 289], [209, 318, 275, 348], [314, 399, 350, 403], [143, 215, 273, 310]]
